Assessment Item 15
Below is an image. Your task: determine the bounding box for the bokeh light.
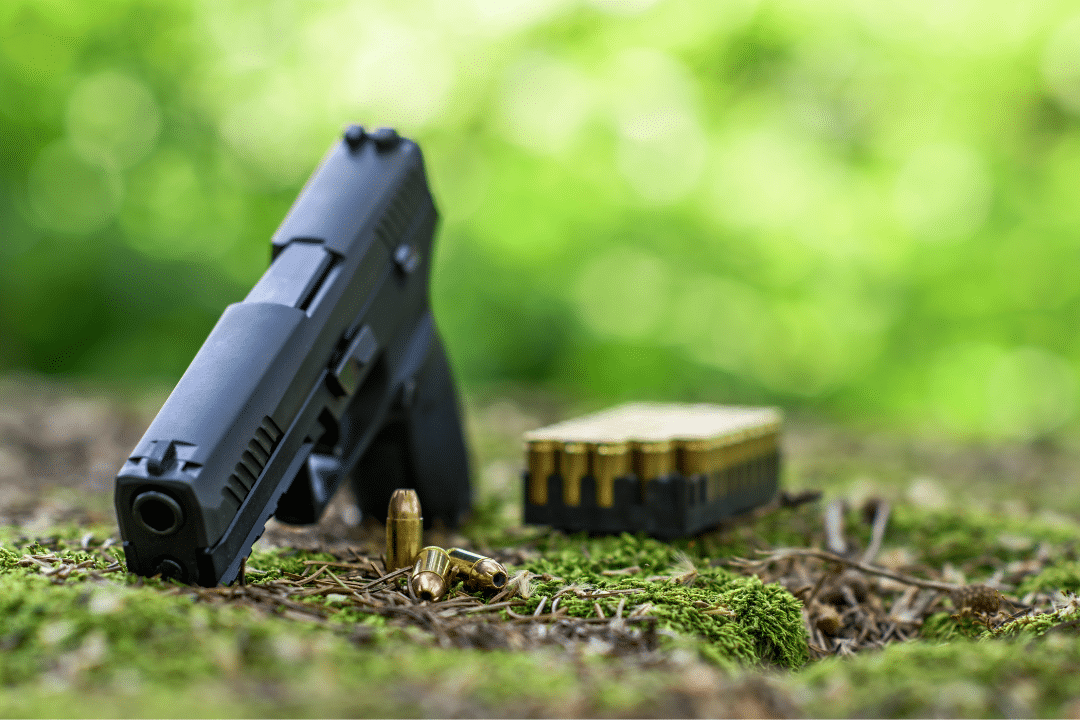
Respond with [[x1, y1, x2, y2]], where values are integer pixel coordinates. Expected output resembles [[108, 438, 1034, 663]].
[[3, 0, 1080, 437], [893, 143, 991, 243], [27, 142, 123, 235], [66, 71, 161, 169]]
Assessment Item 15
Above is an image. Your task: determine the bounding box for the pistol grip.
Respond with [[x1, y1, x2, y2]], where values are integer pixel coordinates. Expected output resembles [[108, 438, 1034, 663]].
[[351, 330, 471, 525]]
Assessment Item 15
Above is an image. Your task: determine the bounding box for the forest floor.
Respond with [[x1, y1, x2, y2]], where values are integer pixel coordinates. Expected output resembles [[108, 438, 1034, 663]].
[[3, 374, 1080, 717]]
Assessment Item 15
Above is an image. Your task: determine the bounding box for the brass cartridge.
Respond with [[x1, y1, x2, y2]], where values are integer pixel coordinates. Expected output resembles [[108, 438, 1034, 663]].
[[385, 489, 423, 571], [558, 442, 590, 506], [680, 438, 724, 500], [734, 436, 755, 490], [410, 546, 453, 601], [748, 433, 778, 461], [726, 431, 751, 468], [633, 440, 675, 482], [447, 548, 508, 592], [592, 442, 630, 508], [526, 440, 558, 505], [679, 437, 719, 476], [713, 435, 738, 472], [711, 438, 739, 497]]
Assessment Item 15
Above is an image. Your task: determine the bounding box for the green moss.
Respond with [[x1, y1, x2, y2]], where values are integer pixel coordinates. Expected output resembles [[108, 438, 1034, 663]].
[[883, 506, 1076, 571], [517, 533, 808, 669], [0, 534, 675, 717], [996, 601, 1080, 639], [527, 532, 686, 579], [0, 521, 121, 551], [0, 544, 20, 569], [10, 496, 1080, 716], [486, 502, 826, 566], [0, 643, 679, 718], [1016, 563, 1080, 597], [0, 568, 277, 685], [792, 633, 1080, 717], [0, 536, 343, 694], [246, 546, 337, 580], [920, 612, 989, 642]]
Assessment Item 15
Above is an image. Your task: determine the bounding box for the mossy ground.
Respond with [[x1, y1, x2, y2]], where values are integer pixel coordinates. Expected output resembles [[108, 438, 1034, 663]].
[[0, 525, 811, 717], [517, 533, 808, 669], [6, 389, 1080, 716], [7, 500, 1080, 718]]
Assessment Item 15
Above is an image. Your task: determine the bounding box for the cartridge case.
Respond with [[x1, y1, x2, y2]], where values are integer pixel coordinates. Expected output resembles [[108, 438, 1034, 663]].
[[710, 437, 731, 472], [447, 548, 508, 592], [633, 440, 675, 481], [679, 438, 719, 476], [385, 488, 423, 571], [526, 440, 557, 505], [558, 442, 589, 507], [713, 439, 739, 498], [592, 442, 630, 508], [410, 546, 453, 601]]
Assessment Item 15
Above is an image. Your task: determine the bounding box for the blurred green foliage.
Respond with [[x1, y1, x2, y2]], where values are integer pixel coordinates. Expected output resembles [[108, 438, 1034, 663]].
[[3, 0, 1080, 438]]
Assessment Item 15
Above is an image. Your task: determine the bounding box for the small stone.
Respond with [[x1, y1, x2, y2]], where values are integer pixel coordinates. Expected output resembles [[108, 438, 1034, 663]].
[[815, 604, 843, 636], [950, 584, 1001, 615]]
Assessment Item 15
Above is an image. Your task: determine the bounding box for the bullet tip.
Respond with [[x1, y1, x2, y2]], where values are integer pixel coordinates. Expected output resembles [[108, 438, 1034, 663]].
[[474, 558, 509, 590], [411, 572, 447, 602], [388, 488, 422, 518]]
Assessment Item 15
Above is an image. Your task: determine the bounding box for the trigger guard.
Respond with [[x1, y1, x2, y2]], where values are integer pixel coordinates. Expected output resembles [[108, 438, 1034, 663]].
[[273, 452, 344, 525]]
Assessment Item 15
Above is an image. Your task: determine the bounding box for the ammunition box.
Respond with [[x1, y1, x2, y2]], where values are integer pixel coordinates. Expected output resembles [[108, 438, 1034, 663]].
[[522, 403, 781, 537]]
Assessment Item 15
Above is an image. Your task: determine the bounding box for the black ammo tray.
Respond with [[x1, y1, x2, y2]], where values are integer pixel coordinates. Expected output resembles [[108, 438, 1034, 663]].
[[522, 403, 781, 538]]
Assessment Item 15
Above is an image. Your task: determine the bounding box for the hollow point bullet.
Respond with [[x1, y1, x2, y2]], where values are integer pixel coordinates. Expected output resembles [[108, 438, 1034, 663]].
[[410, 546, 453, 602], [385, 488, 423, 571], [447, 548, 508, 593]]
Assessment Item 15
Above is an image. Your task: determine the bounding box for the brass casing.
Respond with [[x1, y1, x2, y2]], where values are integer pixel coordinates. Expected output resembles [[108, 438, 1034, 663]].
[[385, 488, 422, 571], [680, 438, 720, 500], [410, 546, 453, 601], [526, 440, 558, 505], [679, 438, 719, 476], [633, 440, 675, 481], [447, 547, 508, 592], [558, 442, 590, 507], [592, 442, 630, 508]]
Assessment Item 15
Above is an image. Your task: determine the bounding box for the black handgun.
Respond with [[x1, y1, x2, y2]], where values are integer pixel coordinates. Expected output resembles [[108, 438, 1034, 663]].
[[114, 126, 471, 586]]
